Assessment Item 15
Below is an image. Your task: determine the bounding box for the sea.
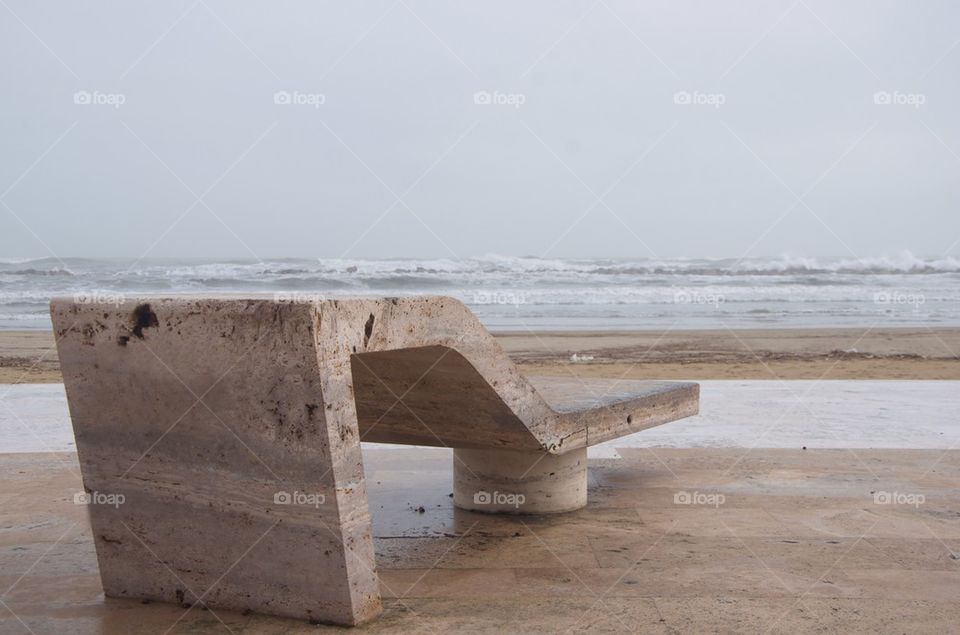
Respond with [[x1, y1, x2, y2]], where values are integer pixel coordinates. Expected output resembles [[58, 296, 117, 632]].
[[2, 253, 958, 331]]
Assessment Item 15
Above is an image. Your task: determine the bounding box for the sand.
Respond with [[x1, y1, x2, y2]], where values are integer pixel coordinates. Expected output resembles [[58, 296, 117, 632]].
[[498, 327, 960, 380], [0, 330, 60, 384], [1, 327, 959, 384]]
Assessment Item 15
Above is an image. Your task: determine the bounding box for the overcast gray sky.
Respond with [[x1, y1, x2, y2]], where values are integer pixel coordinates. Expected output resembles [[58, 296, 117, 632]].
[[1, 1, 958, 260]]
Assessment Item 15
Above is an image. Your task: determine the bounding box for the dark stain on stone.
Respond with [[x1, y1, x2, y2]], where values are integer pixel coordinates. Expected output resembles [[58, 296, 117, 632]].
[[81, 324, 97, 342], [117, 335, 130, 347], [363, 313, 375, 347], [266, 400, 286, 429], [131, 303, 159, 339]]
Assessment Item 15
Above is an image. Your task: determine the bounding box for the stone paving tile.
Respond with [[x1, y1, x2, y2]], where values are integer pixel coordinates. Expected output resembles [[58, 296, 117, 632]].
[[864, 537, 960, 570], [654, 597, 960, 635]]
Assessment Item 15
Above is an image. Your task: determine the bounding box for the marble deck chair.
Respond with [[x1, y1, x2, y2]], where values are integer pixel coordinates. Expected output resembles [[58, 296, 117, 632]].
[[51, 296, 699, 626]]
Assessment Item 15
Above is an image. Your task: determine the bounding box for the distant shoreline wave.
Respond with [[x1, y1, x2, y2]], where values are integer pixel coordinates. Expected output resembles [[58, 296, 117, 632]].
[[2, 253, 958, 330], [3, 253, 960, 277]]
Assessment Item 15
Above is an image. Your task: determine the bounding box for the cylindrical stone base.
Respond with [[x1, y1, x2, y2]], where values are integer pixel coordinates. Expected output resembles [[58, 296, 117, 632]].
[[453, 447, 587, 514]]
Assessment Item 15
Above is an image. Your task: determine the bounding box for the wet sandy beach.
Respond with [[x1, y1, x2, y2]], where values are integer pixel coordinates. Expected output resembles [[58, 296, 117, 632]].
[[3, 327, 959, 384]]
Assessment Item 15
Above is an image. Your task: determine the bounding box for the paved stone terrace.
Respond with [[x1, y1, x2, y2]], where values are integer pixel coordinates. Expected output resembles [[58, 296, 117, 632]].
[[2, 447, 958, 633]]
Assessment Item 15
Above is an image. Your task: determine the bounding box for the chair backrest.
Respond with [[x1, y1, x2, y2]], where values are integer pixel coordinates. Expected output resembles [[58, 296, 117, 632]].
[[52, 297, 380, 623], [49, 295, 575, 624]]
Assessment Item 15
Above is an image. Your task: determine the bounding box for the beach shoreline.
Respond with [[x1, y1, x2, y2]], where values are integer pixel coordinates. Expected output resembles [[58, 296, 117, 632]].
[[3, 326, 959, 383]]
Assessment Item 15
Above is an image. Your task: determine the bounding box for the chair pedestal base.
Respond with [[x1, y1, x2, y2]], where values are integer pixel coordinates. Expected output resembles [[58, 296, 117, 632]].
[[452, 447, 587, 514]]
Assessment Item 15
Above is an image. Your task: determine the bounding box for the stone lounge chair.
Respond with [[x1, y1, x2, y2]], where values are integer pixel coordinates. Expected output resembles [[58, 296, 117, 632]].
[[51, 296, 698, 626]]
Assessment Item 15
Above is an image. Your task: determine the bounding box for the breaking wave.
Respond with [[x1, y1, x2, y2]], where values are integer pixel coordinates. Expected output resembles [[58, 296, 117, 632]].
[[1, 252, 958, 329]]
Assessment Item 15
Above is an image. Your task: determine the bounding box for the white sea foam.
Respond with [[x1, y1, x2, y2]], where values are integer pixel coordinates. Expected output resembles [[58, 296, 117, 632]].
[[2, 253, 958, 330]]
